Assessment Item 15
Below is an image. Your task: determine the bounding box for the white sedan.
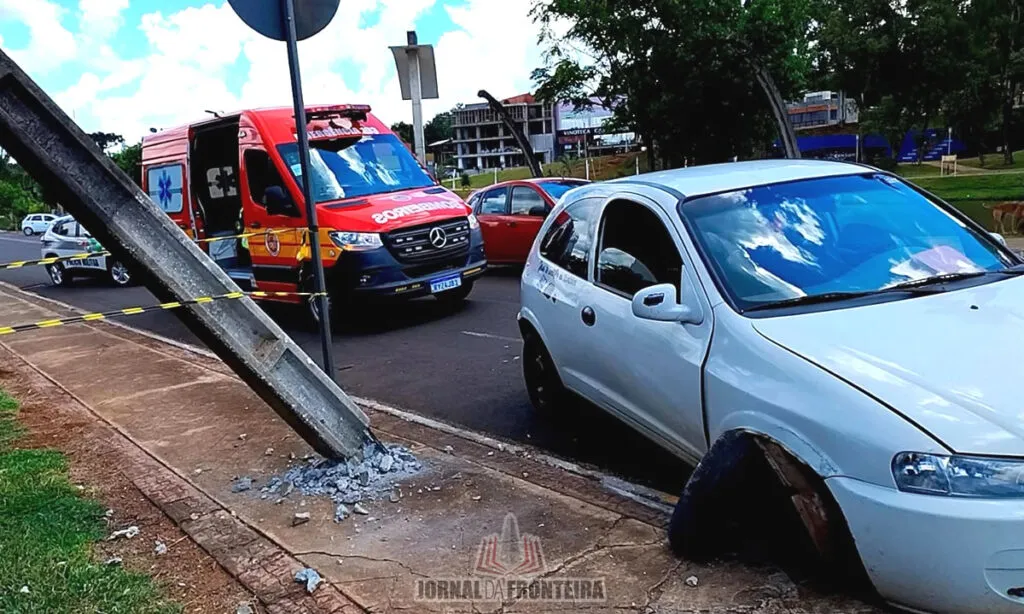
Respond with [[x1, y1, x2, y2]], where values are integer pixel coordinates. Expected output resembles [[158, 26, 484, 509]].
[[519, 159, 1024, 613], [20, 213, 56, 235]]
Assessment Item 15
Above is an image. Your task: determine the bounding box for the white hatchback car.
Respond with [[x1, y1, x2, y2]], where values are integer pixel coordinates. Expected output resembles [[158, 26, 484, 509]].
[[20, 213, 56, 235], [519, 159, 1024, 614]]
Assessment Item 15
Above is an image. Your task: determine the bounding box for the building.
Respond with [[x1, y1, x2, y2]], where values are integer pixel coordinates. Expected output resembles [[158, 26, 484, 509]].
[[555, 100, 638, 157], [787, 91, 858, 131], [452, 94, 556, 171]]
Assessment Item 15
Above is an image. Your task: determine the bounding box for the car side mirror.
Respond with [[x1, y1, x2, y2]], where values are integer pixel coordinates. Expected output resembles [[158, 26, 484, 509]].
[[265, 186, 298, 217], [632, 282, 703, 324], [991, 232, 1008, 247], [528, 205, 548, 217]]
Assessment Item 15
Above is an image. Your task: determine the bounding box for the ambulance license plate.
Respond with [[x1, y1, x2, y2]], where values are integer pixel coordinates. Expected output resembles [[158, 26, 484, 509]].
[[430, 274, 462, 294]]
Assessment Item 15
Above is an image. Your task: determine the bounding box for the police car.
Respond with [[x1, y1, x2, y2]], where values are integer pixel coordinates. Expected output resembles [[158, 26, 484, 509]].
[[41, 216, 133, 287]]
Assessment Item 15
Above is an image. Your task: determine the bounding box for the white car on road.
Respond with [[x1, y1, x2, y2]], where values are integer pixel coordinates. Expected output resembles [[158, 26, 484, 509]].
[[40, 216, 132, 287], [20, 213, 56, 235], [519, 159, 1024, 613]]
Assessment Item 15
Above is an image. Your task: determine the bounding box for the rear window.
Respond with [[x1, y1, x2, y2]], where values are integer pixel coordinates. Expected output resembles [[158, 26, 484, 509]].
[[277, 134, 435, 203], [537, 181, 588, 202]]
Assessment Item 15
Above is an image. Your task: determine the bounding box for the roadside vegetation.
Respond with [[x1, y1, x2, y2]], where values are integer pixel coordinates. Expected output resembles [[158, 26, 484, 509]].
[[0, 390, 178, 614]]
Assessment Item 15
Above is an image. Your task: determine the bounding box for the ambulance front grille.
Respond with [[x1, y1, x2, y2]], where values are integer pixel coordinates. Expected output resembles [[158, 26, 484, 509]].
[[383, 217, 471, 264]]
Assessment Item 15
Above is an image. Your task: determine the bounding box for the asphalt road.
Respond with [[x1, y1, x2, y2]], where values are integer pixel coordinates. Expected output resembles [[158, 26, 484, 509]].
[[0, 232, 690, 492]]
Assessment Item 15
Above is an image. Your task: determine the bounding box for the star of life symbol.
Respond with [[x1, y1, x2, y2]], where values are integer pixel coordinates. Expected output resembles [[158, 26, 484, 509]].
[[157, 171, 174, 208]]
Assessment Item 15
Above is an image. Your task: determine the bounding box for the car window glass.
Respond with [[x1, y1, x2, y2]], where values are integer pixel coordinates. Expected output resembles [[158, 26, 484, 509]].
[[479, 187, 509, 215], [596, 200, 682, 298], [511, 187, 547, 216], [243, 150, 282, 207], [53, 221, 70, 236], [539, 198, 600, 278], [28, 215, 38, 221]]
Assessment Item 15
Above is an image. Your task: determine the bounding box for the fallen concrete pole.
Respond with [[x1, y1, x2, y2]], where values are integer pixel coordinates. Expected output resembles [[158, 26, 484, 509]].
[[0, 50, 377, 460]]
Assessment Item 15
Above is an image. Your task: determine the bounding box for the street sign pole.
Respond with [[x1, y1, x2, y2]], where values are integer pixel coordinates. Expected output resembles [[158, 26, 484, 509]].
[[282, 0, 336, 380], [406, 32, 426, 165]]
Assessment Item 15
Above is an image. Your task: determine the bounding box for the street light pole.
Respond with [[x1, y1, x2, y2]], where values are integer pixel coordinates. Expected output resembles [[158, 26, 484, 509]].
[[282, 0, 336, 381]]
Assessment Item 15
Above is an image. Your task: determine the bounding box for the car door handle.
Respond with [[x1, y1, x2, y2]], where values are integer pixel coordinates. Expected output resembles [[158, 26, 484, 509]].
[[249, 222, 262, 229], [507, 221, 518, 228], [581, 306, 596, 326]]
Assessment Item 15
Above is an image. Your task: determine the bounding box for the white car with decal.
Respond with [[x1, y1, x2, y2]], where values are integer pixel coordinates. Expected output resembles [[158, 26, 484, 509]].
[[519, 160, 1024, 614], [40, 216, 133, 287]]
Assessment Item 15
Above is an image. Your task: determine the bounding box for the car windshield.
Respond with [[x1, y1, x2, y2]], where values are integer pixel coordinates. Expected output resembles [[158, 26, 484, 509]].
[[537, 181, 587, 201], [682, 173, 1015, 311], [277, 134, 435, 203]]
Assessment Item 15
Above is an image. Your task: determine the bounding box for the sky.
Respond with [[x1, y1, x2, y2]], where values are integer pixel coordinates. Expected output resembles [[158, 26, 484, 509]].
[[0, 0, 548, 142]]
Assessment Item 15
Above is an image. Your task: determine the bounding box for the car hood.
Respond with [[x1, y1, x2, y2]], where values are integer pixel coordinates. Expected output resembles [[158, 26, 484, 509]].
[[751, 277, 1024, 456], [316, 187, 470, 233]]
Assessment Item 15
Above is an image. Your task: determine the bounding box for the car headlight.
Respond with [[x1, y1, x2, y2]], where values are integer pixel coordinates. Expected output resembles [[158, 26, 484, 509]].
[[329, 231, 382, 252], [893, 452, 1024, 497], [467, 213, 479, 230]]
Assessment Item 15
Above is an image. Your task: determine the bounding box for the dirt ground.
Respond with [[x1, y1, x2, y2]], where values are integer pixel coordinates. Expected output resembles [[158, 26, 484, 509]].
[[1, 368, 256, 614]]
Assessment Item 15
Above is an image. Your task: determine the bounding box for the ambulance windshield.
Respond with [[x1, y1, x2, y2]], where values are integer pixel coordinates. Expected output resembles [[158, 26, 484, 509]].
[[277, 134, 435, 203]]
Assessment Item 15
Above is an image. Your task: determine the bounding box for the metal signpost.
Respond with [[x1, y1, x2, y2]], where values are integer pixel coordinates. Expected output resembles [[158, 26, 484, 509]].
[[390, 31, 439, 165], [227, 0, 339, 381]]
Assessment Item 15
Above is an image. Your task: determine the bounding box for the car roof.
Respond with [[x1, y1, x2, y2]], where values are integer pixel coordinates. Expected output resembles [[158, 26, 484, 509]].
[[610, 159, 867, 199]]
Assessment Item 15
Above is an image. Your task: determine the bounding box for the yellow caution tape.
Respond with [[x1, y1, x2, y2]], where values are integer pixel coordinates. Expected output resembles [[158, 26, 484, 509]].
[[0, 290, 326, 337], [0, 228, 306, 271]]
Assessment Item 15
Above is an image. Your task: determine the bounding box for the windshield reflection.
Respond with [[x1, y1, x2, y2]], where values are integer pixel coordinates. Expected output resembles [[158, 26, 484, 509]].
[[683, 174, 1013, 310]]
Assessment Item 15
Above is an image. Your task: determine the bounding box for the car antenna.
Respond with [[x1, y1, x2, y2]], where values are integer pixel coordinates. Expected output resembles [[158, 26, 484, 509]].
[[203, 109, 222, 118]]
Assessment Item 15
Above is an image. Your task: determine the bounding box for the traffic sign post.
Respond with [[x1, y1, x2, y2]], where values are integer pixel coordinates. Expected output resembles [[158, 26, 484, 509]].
[[391, 31, 439, 166], [228, 0, 340, 382]]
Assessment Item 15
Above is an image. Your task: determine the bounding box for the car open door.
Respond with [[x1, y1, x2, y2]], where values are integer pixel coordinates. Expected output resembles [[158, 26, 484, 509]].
[[507, 185, 550, 262], [475, 185, 510, 262]]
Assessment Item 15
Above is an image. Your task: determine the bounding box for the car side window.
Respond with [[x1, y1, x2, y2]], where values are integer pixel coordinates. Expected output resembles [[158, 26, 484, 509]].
[[510, 186, 547, 217], [243, 150, 282, 207], [53, 221, 70, 236], [539, 198, 600, 278], [479, 187, 509, 215], [595, 200, 683, 298]]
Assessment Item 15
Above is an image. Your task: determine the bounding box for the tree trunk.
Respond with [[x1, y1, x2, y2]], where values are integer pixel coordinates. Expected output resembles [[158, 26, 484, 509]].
[[1003, 95, 1015, 166], [644, 133, 656, 172], [752, 64, 800, 159]]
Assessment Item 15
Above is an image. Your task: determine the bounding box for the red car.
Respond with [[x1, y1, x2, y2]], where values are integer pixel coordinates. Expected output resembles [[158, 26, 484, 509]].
[[468, 178, 589, 264]]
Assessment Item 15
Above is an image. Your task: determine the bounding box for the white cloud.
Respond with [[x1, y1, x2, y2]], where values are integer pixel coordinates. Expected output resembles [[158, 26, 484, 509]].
[[0, 0, 77, 74], [5, 0, 548, 141]]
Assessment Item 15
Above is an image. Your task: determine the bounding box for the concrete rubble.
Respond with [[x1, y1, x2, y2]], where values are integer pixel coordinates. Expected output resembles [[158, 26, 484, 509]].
[[260, 444, 421, 513]]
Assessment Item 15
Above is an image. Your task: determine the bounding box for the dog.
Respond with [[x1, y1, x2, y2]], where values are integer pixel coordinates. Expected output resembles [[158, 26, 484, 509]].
[[989, 202, 1024, 234]]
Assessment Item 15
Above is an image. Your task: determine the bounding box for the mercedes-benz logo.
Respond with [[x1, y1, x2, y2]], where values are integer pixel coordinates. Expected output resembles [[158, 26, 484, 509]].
[[429, 227, 448, 248]]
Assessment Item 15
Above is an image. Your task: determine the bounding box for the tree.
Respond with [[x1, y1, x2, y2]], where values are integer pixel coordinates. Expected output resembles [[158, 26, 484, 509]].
[[974, 0, 1024, 164], [390, 122, 414, 147], [424, 112, 453, 145], [531, 0, 811, 167], [89, 131, 125, 154], [814, 0, 975, 162]]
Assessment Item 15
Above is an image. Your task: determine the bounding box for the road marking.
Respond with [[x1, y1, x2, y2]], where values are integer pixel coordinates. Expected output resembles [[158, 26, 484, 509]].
[[461, 330, 522, 343], [0, 235, 45, 246]]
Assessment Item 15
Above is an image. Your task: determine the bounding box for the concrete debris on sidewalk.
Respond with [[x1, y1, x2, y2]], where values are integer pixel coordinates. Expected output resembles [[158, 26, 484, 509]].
[[261, 444, 421, 511], [292, 512, 311, 527], [107, 526, 139, 541], [294, 568, 322, 594], [231, 477, 253, 493], [154, 541, 168, 556]]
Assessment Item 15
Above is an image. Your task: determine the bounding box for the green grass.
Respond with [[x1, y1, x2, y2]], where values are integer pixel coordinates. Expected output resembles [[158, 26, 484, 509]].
[[449, 152, 648, 191], [0, 390, 179, 614], [958, 150, 1024, 171], [908, 172, 1024, 230], [894, 164, 942, 179]]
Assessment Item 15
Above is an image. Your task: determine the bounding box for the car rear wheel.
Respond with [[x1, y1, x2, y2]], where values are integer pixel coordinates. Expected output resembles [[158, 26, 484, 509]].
[[523, 334, 566, 412], [46, 262, 72, 287], [109, 261, 132, 287], [435, 280, 474, 305], [23, 227, 33, 236]]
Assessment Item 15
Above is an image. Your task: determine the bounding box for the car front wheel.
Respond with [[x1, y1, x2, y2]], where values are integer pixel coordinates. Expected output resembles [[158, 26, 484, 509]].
[[523, 334, 566, 412], [109, 261, 132, 287], [23, 227, 33, 236], [46, 262, 72, 287]]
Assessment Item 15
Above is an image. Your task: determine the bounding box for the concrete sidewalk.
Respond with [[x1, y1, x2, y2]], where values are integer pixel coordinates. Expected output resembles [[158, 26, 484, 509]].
[[0, 283, 878, 613]]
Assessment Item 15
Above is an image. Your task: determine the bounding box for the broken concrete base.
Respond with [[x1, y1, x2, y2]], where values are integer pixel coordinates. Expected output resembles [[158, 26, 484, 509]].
[[0, 285, 880, 613]]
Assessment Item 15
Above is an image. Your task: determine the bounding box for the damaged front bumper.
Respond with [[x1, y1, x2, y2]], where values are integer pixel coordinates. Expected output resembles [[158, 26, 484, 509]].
[[828, 476, 1024, 613]]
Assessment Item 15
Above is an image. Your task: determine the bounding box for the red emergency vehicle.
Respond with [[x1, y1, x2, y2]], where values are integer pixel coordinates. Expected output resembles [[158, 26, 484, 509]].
[[140, 105, 486, 317]]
